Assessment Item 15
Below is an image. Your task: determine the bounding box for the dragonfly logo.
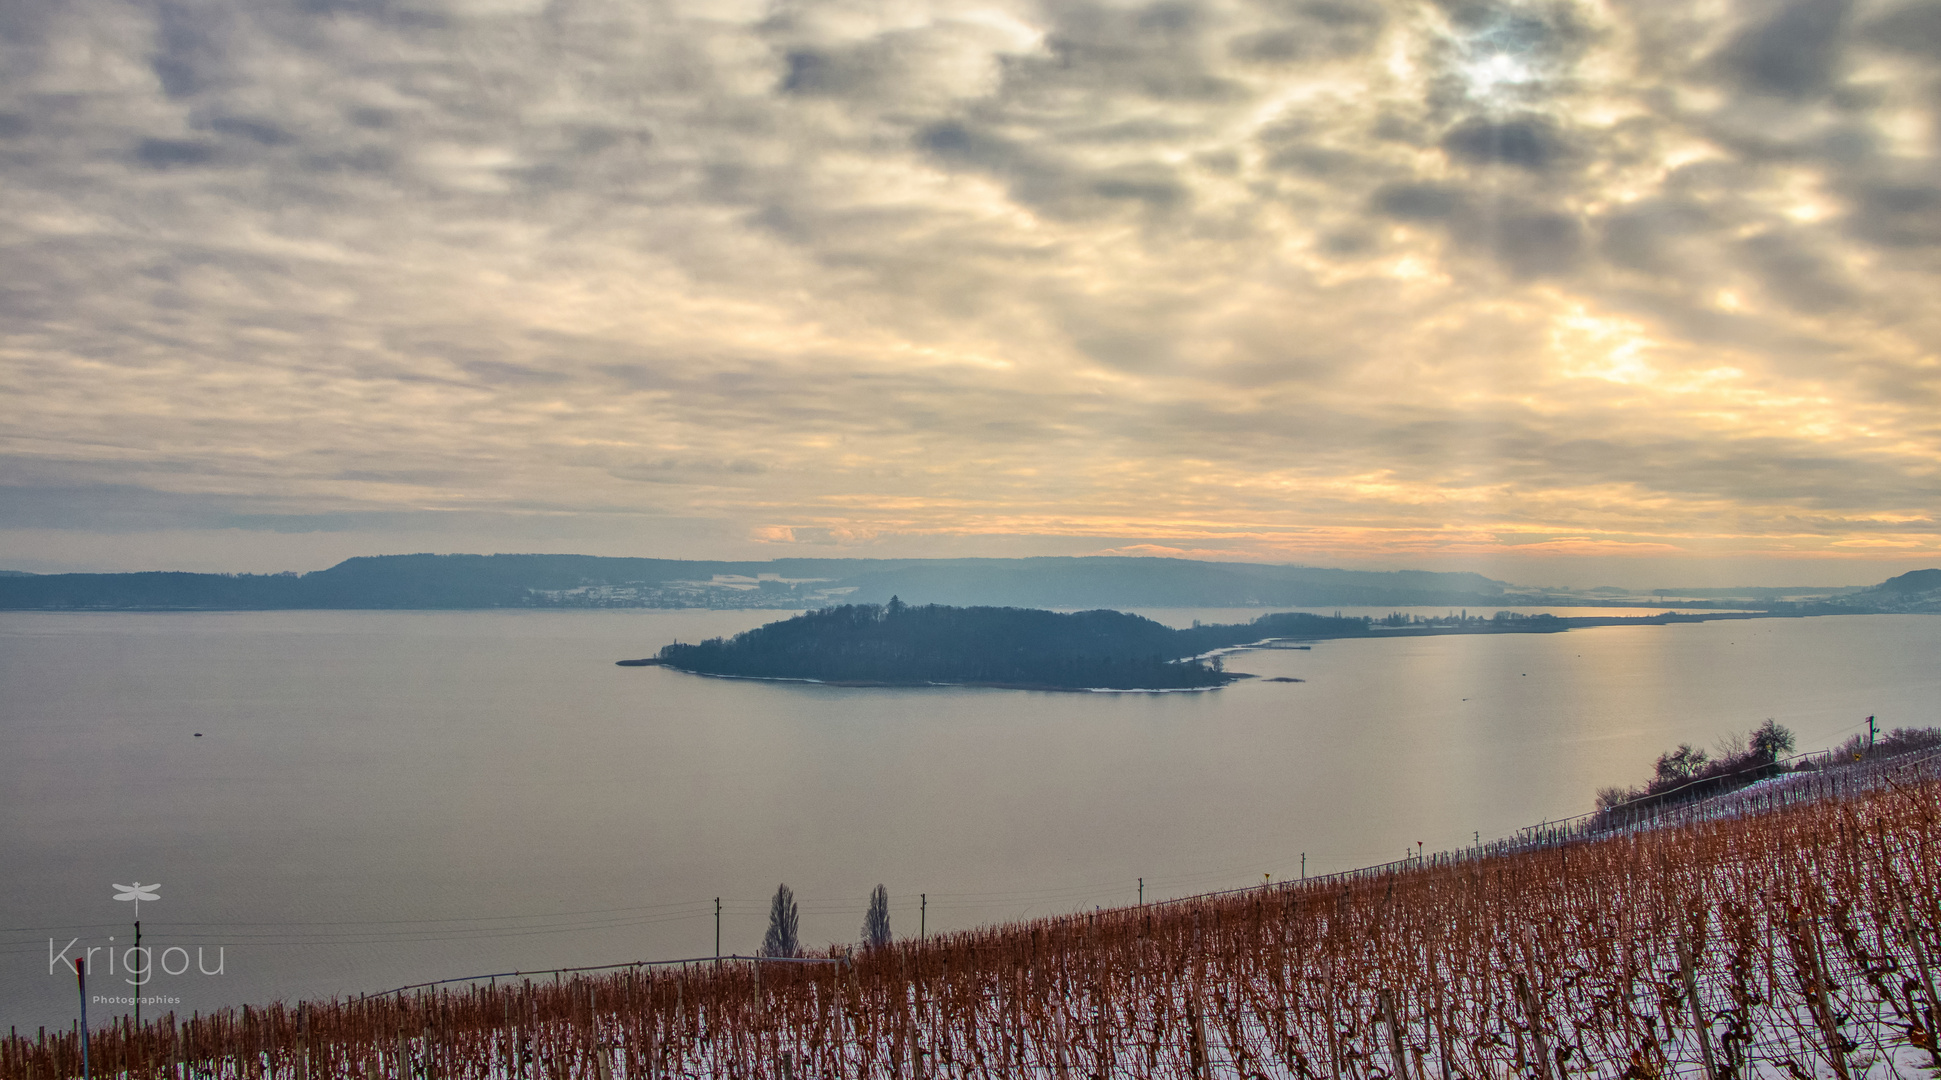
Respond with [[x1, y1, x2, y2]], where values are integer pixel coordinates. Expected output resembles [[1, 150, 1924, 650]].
[[47, 881, 225, 987], [113, 882, 160, 914]]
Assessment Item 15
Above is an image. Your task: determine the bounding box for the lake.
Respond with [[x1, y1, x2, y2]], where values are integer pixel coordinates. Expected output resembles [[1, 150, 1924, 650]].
[[3, 608, 1936, 1027]]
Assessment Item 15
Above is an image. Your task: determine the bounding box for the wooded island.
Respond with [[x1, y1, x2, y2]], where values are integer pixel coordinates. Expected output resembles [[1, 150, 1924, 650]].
[[647, 599, 1283, 689], [629, 600, 1838, 691], [643, 600, 1355, 689]]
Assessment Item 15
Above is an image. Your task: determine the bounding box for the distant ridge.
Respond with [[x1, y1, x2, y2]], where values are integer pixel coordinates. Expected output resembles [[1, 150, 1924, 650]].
[[1874, 567, 1941, 595], [1844, 567, 1941, 611], [0, 553, 1929, 612], [0, 554, 1510, 611]]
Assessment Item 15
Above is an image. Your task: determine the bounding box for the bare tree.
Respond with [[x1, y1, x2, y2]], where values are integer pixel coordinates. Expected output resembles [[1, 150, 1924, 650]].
[[1654, 743, 1709, 783], [760, 883, 799, 958], [1750, 719, 1795, 762], [862, 884, 891, 949]]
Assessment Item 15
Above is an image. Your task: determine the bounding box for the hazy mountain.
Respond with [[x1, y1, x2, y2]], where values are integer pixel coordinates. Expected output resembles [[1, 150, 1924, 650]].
[[0, 553, 1929, 613], [0, 553, 1506, 610], [1841, 568, 1941, 612]]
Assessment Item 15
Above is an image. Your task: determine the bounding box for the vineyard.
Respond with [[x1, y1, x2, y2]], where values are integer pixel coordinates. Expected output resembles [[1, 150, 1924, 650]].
[[7, 758, 1938, 1080]]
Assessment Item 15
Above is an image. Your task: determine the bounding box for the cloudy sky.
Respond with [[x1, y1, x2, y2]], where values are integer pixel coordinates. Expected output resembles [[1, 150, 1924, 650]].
[[2, 0, 1938, 585]]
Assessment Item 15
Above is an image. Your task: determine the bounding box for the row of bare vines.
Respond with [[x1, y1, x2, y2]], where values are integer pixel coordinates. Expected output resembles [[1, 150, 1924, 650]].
[[7, 765, 1937, 1080]]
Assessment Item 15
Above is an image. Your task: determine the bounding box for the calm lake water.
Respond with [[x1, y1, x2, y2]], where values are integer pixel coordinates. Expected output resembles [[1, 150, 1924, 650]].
[[3, 609, 1936, 1027]]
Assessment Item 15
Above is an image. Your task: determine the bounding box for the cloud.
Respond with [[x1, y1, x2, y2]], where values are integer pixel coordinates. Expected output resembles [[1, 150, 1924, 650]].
[[1488, 537, 1688, 557], [0, 0, 1937, 578], [751, 525, 879, 545], [1373, 182, 1469, 222], [1599, 199, 1711, 274], [1864, 1, 1941, 59], [913, 118, 1189, 220], [1713, 0, 1854, 100], [1229, 0, 1387, 64], [1440, 114, 1572, 171], [1845, 182, 1941, 248], [1479, 209, 1583, 278], [1372, 184, 1583, 278], [135, 137, 219, 168], [1735, 230, 1853, 312]]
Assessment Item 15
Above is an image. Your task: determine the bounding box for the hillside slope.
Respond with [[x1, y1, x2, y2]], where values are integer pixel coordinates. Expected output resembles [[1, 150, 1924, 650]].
[[19, 760, 1935, 1080]]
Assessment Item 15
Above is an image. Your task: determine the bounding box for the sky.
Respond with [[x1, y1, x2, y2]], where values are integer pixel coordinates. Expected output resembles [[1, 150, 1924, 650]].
[[1, 0, 1938, 588]]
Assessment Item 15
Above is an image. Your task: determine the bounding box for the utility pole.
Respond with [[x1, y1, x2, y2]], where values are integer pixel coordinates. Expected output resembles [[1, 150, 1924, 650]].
[[1301, 854, 1305, 880], [1869, 715, 1877, 751], [920, 894, 926, 940], [1138, 877, 1143, 905], [714, 898, 721, 968], [132, 921, 140, 1031], [76, 959, 91, 1080]]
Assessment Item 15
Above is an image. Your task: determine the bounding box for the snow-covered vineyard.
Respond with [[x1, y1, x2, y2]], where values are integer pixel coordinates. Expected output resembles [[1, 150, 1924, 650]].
[[9, 758, 1939, 1080]]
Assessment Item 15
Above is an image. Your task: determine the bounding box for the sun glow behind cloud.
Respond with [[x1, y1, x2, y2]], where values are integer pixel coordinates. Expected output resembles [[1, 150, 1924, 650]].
[[0, 0, 1938, 582]]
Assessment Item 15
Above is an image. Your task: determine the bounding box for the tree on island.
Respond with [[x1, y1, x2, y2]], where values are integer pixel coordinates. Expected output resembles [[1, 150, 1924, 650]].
[[862, 885, 891, 949], [760, 883, 800, 958]]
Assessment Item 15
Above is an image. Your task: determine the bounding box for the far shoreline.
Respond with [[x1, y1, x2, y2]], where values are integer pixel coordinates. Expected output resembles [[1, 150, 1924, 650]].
[[620, 659, 1244, 693], [620, 607, 1845, 691]]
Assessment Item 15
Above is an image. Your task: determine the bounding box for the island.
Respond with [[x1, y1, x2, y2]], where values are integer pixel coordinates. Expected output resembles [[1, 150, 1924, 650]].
[[626, 598, 1880, 691], [644, 599, 1288, 690]]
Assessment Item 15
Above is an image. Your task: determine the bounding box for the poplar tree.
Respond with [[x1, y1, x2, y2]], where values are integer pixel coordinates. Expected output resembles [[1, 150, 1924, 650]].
[[862, 884, 891, 949], [761, 883, 800, 958]]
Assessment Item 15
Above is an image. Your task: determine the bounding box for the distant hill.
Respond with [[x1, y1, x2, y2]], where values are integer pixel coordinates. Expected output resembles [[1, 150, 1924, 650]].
[[1875, 568, 1941, 595], [653, 601, 1374, 690], [2, 552, 1930, 613], [1841, 568, 1941, 612], [0, 553, 1515, 611]]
